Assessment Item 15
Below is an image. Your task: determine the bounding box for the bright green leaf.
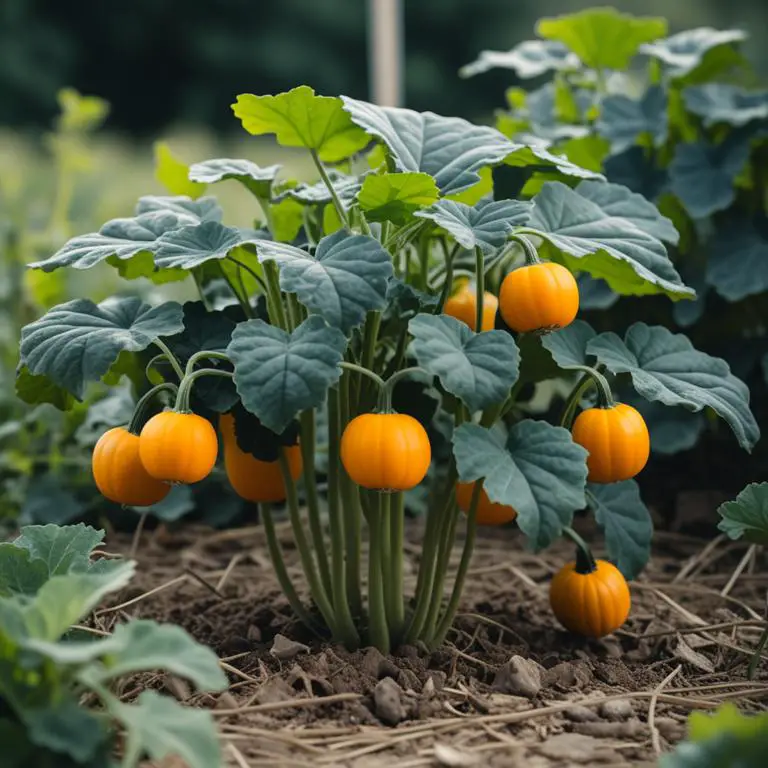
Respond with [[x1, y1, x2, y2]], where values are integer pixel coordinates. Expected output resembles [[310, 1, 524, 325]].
[[640, 28, 748, 78], [357, 172, 439, 224], [12, 523, 104, 578], [56, 87, 109, 132], [154, 142, 206, 199], [271, 197, 305, 242], [460, 39, 579, 79], [717, 482, 768, 545], [15, 367, 74, 411], [504, 144, 602, 180], [555, 135, 610, 173], [188, 158, 281, 198]]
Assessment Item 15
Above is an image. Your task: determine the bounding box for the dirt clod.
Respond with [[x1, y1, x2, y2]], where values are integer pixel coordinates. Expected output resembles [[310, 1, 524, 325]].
[[535, 733, 622, 763], [270, 633, 310, 661], [564, 704, 600, 722], [599, 698, 634, 720], [373, 677, 407, 725], [543, 660, 592, 690], [493, 655, 543, 698]]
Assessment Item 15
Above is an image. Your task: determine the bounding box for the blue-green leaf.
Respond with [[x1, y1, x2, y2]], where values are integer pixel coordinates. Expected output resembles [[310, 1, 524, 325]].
[[640, 28, 748, 78], [276, 172, 360, 207], [188, 158, 281, 197], [717, 482, 768, 545], [604, 147, 668, 201], [684, 84, 768, 127], [23, 699, 107, 763], [596, 86, 667, 153], [135, 195, 223, 222], [706, 217, 768, 301], [228, 316, 347, 433], [11, 523, 104, 579], [540, 320, 596, 368], [630, 397, 706, 455], [154, 221, 264, 270], [452, 421, 588, 550], [460, 39, 579, 79]]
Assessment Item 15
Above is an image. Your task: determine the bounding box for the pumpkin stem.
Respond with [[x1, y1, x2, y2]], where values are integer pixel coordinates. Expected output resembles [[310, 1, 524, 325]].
[[563, 526, 598, 575], [127, 382, 179, 435], [509, 233, 541, 266], [474, 246, 485, 333], [174, 368, 235, 413]]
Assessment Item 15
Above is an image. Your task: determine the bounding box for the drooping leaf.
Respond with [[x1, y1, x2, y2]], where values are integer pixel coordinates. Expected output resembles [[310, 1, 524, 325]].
[[15, 367, 74, 410], [596, 86, 667, 153], [254, 231, 393, 333], [683, 84, 768, 127], [415, 199, 531, 253], [357, 172, 439, 224], [540, 320, 596, 368], [640, 28, 748, 78], [154, 142, 206, 199], [228, 316, 347, 433], [536, 8, 667, 70], [409, 314, 520, 413], [231, 401, 299, 461], [717, 482, 768, 545], [135, 195, 223, 223], [669, 137, 750, 219], [522, 181, 692, 299], [20, 297, 184, 398], [588, 480, 652, 579], [587, 323, 760, 451], [452, 421, 588, 550], [706, 217, 768, 301], [188, 158, 281, 198], [232, 85, 369, 163], [460, 39, 580, 79]]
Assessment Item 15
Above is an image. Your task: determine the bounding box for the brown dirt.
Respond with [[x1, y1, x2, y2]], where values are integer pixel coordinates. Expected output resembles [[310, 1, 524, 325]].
[[94, 512, 768, 768]]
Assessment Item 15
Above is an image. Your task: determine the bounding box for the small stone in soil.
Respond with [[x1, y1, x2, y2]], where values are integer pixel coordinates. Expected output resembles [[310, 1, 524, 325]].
[[543, 661, 592, 690], [270, 633, 310, 661], [361, 646, 399, 680], [492, 655, 543, 698], [536, 733, 621, 763], [564, 705, 600, 722], [600, 698, 634, 721], [373, 677, 407, 725]]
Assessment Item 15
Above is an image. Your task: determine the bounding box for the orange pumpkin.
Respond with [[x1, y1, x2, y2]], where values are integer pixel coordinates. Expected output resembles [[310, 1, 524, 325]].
[[499, 262, 579, 333], [444, 283, 498, 332], [219, 413, 302, 502], [341, 413, 431, 491], [549, 559, 631, 638], [139, 411, 218, 484], [92, 427, 170, 506], [455, 482, 517, 525], [571, 403, 650, 483]]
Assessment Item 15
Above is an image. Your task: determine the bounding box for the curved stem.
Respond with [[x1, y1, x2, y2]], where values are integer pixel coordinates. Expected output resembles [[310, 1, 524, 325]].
[[152, 339, 184, 381], [383, 366, 430, 400], [474, 246, 485, 333], [509, 233, 540, 265], [174, 368, 234, 413], [748, 624, 768, 680], [567, 365, 614, 408], [226, 255, 269, 294], [145, 354, 170, 383], [310, 149, 350, 230], [560, 366, 614, 428], [184, 350, 232, 378], [563, 526, 598, 575], [127, 383, 178, 434]]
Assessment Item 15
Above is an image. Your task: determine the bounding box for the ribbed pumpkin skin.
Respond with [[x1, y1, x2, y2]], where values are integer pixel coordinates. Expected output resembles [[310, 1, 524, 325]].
[[455, 482, 517, 525], [92, 427, 170, 506], [139, 412, 218, 483], [444, 286, 499, 332], [219, 413, 302, 503], [499, 262, 579, 333], [341, 413, 431, 491], [571, 403, 650, 483], [549, 559, 631, 638]]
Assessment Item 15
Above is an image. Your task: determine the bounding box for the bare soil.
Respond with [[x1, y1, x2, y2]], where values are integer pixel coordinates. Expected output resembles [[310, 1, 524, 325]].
[[95, 507, 768, 768]]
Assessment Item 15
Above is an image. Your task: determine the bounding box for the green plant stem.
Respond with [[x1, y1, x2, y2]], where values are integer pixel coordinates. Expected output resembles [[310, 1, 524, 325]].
[[338, 361, 386, 391], [418, 232, 430, 290], [326, 388, 360, 647], [474, 246, 485, 333], [174, 368, 234, 412], [260, 502, 324, 635], [278, 448, 338, 634], [748, 624, 768, 680], [430, 480, 482, 648], [226, 255, 269, 295], [218, 261, 253, 318], [388, 491, 405, 643], [367, 491, 390, 653], [145, 354, 171, 382], [300, 409, 332, 598], [380, 491, 393, 619], [358, 310, 381, 409], [380, 220, 392, 246], [436, 244, 459, 314], [152, 339, 185, 380], [127, 383, 179, 434], [559, 365, 614, 428], [263, 261, 288, 330], [255, 195, 275, 235], [192, 268, 213, 310], [562, 526, 598, 574], [423, 494, 460, 640], [310, 149, 350, 230], [509, 233, 540, 265], [184, 350, 231, 377]]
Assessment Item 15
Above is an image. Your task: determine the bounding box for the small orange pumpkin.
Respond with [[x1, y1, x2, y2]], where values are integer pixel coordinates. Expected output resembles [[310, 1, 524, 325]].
[[549, 559, 631, 638], [571, 403, 650, 483], [92, 427, 170, 506], [341, 413, 431, 491], [499, 262, 579, 333], [219, 413, 302, 503], [455, 482, 517, 525], [139, 411, 218, 484], [444, 283, 498, 332]]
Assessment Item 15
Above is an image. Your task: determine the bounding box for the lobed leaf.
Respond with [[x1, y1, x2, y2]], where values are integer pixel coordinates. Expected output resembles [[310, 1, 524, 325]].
[[460, 39, 579, 79], [188, 157, 281, 198], [717, 482, 768, 545], [640, 28, 748, 77], [596, 85, 667, 154], [540, 319, 597, 368], [706, 217, 768, 302], [357, 172, 439, 224]]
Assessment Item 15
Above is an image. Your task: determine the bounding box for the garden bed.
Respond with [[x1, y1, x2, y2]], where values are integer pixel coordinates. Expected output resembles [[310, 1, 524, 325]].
[[95, 513, 768, 767]]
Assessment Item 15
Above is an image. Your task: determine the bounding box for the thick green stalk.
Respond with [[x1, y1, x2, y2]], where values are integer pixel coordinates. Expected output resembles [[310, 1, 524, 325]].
[[380, 491, 393, 620], [278, 449, 338, 634], [388, 491, 405, 644], [310, 149, 350, 230], [435, 244, 458, 314], [474, 246, 485, 332], [217, 261, 253, 318], [263, 261, 288, 330], [357, 311, 381, 410], [259, 503, 323, 635], [423, 495, 460, 639], [299, 410, 332, 598], [367, 491, 390, 653], [127, 383, 178, 435], [152, 339, 185, 381], [560, 374, 596, 429]]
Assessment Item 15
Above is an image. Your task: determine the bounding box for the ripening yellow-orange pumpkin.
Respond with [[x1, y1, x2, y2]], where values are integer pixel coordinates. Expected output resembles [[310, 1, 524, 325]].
[[571, 403, 650, 483], [92, 427, 170, 506], [499, 262, 579, 333], [219, 413, 302, 503], [341, 413, 431, 491], [139, 411, 218, 484], [455, 482, 517, 526], [443, 283, 498, 332], [549, 559, 631, 638]]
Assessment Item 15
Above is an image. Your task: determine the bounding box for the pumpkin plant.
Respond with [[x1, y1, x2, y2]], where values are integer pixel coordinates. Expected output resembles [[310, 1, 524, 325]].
[[17, 85, 759, 652]]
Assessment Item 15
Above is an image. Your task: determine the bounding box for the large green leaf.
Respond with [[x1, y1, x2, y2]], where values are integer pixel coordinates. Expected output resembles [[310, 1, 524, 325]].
[[232, 85, 369, 163], [254, 231, 393, 333], [631, 397, 706, 455], [452, 421, 588, 550], [540, 319, 596, 368], [415, 199, 531, 253], [0, 548, 49, 598], [20, 297, 184, 398], [669, 137, 750, 219], [15, 367, 74, 410], [228, 316, 346, 433], [640, 28, 748, 78], [596, 86, 667, 153], [706, 218, 768, 301], [188, 158, 281, 198], [111, 691, 221, 768], [588, 481, 652, 579], [154, 142, 206, 199], [460, 39, 579, 79], [503, 144, 603, 181], [135, 195, 222, 222], [536, 8, 667, 70], [357, 172, 439, 224], [604, 146, 669, 202], [683, 84, 768, 127], [409, 314, 520, 413], [153, 221, 263, 270], [717, 482, 768, 545], [521, 181, 692, 299], [11, 524, 104, 579], [587, 323, 760, 451]]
